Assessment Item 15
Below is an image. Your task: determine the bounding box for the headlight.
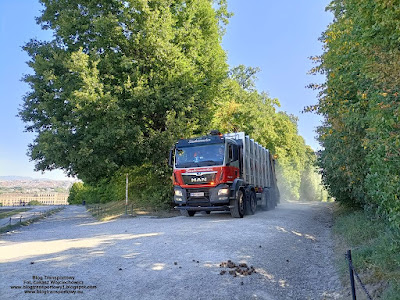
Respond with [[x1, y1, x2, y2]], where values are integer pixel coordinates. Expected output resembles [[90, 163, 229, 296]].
[[218, 188, 229, 196], [175, 189, 183, 197]]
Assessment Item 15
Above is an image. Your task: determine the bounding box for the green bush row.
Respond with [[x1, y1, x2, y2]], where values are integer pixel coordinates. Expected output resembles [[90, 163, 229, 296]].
[[312, 0, 400, 230]]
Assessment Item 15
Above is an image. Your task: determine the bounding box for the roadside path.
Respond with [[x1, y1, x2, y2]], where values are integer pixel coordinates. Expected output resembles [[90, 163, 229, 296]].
[[0, 206, 64, 229]]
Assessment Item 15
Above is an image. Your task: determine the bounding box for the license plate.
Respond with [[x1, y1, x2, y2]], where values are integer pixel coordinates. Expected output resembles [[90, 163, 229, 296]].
[[190, 192, 204, 197]]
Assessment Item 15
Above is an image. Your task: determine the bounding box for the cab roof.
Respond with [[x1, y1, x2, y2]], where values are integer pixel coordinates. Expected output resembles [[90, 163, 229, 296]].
[[176, 135, 225, 147]]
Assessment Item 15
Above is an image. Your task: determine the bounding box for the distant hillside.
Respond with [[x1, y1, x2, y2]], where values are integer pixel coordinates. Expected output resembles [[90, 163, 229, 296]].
[[0, 176, 50, 181], [0, 176, 77, 193]]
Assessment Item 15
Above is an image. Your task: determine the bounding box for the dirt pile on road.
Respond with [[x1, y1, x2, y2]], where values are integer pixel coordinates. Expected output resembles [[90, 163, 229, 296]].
[[219, 260, 256, 277]]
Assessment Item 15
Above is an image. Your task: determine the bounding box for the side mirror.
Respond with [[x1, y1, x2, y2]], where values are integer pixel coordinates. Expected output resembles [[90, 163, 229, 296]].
[[168, 149, 174, 168]]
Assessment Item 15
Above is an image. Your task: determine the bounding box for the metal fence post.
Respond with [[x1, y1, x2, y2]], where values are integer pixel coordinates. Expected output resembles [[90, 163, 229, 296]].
[[125, 173, 129, 215], [347, 250, 357, 300]]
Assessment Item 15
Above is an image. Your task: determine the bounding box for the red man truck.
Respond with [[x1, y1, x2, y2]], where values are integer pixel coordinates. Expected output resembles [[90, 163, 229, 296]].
[[169, 131, 280, 217]]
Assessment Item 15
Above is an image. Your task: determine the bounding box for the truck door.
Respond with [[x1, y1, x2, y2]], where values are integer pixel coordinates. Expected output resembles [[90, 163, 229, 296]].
[[227, 143, 240, 179]]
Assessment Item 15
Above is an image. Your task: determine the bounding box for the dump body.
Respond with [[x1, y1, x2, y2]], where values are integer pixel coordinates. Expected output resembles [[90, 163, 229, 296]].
[[224, 132, 277, 190]]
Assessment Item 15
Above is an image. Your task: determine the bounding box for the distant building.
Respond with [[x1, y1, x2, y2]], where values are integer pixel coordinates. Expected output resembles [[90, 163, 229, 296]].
[[0, 192, 69, 206]]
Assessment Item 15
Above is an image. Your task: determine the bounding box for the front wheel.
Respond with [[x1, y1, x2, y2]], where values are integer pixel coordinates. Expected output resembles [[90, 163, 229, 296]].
[[230, 190, 244, 218]]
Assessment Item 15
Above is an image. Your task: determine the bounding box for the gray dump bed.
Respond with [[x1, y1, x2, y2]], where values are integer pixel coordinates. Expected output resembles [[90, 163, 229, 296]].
[[224, 132, 275, 189]]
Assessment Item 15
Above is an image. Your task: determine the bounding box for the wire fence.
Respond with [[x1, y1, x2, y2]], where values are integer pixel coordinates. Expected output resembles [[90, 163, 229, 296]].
[[0, 208, 64, 229], [1, 212, 41, 227], [346, 249, 373, 300], [1, 215, 23, 227]]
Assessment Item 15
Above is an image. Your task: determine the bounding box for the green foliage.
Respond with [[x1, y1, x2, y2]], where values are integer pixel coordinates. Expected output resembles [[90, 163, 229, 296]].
[[68, 182, 86, 204], [334, 206, 400, 299], [212, 65, 321, 200], [28, 200, 42, 206], [125, 164, 172, 210], [21, 0, 229, 184], [68, 164, 172, 209], [299, 147, 328, 202], [312, 0, 400, 229]]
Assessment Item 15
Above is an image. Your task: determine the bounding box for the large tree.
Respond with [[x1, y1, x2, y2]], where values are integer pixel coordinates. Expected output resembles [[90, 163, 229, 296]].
[[312, 0, 400, 227], [212, 65, 312, 200], [20, 0, 230, 183]]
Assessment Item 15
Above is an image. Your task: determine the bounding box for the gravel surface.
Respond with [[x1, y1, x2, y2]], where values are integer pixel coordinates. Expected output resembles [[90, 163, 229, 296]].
[[0, 202, 344, 299]]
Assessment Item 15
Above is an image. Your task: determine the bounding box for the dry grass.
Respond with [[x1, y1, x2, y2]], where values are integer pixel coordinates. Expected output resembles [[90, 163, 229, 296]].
[[0, 207, 64, 234], [0, 208, 31, 219]]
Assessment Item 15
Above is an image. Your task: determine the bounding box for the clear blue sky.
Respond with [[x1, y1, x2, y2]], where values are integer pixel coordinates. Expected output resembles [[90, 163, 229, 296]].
[[0, 0, 332, 181]]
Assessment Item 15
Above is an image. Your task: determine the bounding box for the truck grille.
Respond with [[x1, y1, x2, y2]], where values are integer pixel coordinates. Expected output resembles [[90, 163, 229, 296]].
[[182, 172, 216, 185]]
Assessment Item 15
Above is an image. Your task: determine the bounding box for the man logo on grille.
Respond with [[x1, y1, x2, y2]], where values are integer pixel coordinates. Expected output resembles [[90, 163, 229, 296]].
[[191, 177, 207, 183]]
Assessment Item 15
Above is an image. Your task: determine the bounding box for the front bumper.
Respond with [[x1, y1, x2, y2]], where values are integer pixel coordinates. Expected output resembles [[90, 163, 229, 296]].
[[173, 184, 231, 210], [174, 205, 233, 211]]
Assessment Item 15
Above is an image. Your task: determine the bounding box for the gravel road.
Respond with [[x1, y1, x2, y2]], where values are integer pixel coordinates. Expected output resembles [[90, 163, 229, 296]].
[[0, 201, 343, 300]]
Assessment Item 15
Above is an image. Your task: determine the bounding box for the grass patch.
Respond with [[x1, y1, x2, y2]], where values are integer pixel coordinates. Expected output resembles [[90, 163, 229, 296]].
[[333, 204, 400, 299], [86, 200, 179, 221], [0, 208, 31, 219], [0, 207, 64, 234]]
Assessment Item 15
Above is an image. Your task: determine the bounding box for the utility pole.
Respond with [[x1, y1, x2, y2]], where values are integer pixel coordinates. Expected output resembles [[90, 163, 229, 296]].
[[125, 173, 128, 215]]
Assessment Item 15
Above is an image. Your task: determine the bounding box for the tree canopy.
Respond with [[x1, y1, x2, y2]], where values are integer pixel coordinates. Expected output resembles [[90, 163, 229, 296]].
[[211, 65, 320, 200], [21, 0, 229, 184], [311, 0, 400, 229]]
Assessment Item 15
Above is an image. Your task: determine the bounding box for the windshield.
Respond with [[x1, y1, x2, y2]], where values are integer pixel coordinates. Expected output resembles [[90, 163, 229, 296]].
[[175, 144, 225, 168]]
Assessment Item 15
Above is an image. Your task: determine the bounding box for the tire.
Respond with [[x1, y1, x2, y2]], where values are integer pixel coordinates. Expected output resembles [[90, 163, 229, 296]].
[[271, 187, 279, 208], [268, 190, 276, 211], [260, 189, 269, 211], [245, 191, 257, 215], [181, 210, 195, 217], [261, 189, 275, 211], [273, 189, 278, 207], [275, 188, 280, 204], [230, 189, 244, 218], [205, 211, 211, 215]]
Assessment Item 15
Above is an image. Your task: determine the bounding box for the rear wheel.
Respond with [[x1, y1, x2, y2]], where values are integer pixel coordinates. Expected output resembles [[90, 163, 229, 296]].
[[261, 189, 275, 211], [245, 191, 257, 215], [260, 189, 269, 211], [268, 190, 276, 211], [181, 210, 195, 217], [275, 188, 280, 204], [271, 187, 279, 208], [230, 189, 244, 218]]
